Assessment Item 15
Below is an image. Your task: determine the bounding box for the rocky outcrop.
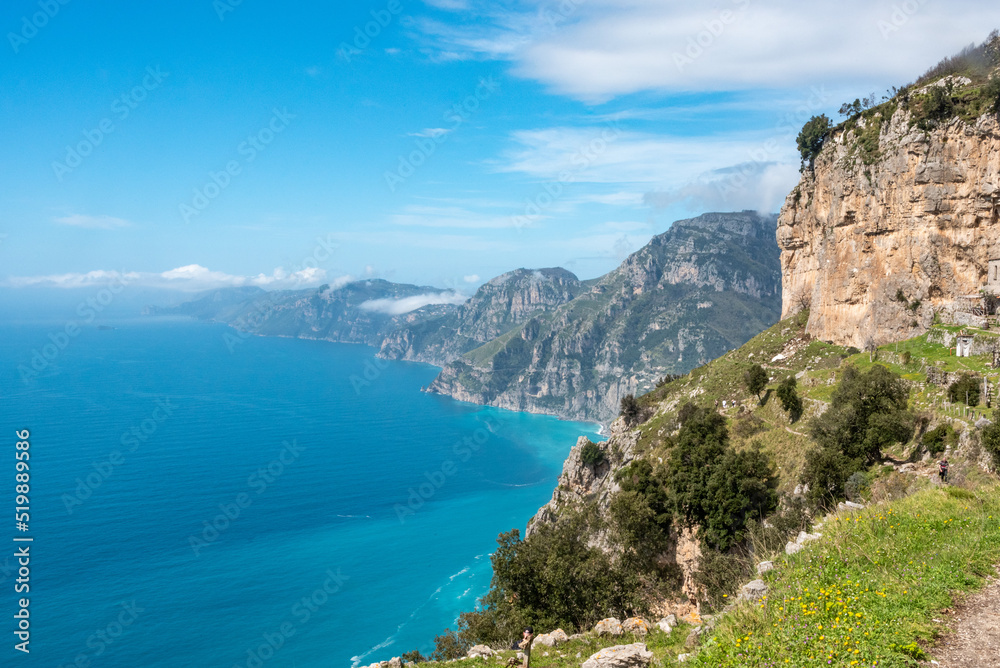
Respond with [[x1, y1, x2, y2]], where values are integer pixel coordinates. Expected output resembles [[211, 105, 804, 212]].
[[778, 95, 1000, 348], [378, 268, 584, 366], [430, 211, 782, 422], [527, 417, 641, 538], [581, 643, 654, 668]]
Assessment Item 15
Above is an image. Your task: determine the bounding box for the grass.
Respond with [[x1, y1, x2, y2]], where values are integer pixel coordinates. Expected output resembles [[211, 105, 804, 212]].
[[690, 484, 1000, 667], [423, 626, 693, 668]]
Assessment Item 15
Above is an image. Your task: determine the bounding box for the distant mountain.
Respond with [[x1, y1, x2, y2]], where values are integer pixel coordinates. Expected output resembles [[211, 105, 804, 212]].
[[147, 211, 782, 423], [427, 211, 782, 422], [147, 279, 461, 347], [378, 268, 588, 366]]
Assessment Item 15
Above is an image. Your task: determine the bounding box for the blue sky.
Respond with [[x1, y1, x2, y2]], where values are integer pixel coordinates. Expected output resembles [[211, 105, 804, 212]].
[[3, 0, 1000, 301]]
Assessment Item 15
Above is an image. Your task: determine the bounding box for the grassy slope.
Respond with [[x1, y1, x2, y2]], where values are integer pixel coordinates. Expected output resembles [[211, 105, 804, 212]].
[[692, 484, 1000, 667]]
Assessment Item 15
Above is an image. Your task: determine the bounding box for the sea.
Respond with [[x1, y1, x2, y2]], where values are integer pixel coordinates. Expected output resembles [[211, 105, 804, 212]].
[[0, 316, 603, 667]]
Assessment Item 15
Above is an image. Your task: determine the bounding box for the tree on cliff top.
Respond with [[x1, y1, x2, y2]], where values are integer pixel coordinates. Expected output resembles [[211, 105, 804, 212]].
[[796, 114, 831, 170]]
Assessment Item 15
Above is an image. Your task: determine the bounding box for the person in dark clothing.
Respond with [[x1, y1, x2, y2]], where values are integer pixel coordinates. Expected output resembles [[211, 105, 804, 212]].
[[939, 458, 949, 484], [518, 627, 534, 668]]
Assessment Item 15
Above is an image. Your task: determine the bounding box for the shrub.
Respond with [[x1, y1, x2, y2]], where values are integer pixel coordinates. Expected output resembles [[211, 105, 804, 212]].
[[401, 650, 427, 663], [803, 365, 913, 507], [743, 364, 769, 403], [796, 115, 831, 168], [668, 408, 778, 551], [620, 393, 641, 426], [776, 375, 804, 422], [432, 629, 468, 661], [982, 412, 1000, 468], [901, 350, 912, 365], [948, 373, 982, 406], [844, 471, 870, 502], [731, 412, 768, 439], [580, 440, 606, 467], [922, 423, 951, 456], [695, 547, 752, 612]]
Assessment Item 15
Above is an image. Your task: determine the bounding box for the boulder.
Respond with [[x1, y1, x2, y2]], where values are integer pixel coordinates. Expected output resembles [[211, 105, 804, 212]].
[[388, 658, 403, 668], [656, 618, 673, 634], [622, 617, 649, 636], [581, 643, 653, 668], [533, 629, 568, 647], [467, 645, 494, 659], [756, 560, 774, 575], [785, 541, 804, 555], [796, 530, 822, 544], [594, 618, 624, 636], [740, 579, 768, 602]]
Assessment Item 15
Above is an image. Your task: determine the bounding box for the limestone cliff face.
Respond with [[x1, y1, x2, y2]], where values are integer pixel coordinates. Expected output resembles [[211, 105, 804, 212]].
[[377, 268, 583, 366], [778, 109, 1000, 348], [429, 212, 782, 423]]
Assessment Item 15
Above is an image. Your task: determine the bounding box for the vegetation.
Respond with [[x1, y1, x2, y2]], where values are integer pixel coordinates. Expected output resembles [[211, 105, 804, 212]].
[[743, 363, 768, 403], [796, 114, 831, 168], [775, 375, 803, 421], [981, 411, 1000, 469], [619, 393, 642, 426], [948, 372, 982, 406], [667, 406, 779, 551], [921, 423, 954, 456], [580, 440, 606, 467], [691, 486, 1000, 667], [804, 365, 914, 507]]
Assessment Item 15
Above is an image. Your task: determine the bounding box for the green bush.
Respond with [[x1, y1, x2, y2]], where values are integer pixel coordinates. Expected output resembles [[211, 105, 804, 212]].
[[803, 365, 913, 507], [620, 393, 641, 426], [796, 115, 831, 168], [667, 407, 778, 551], [844, 471, 870, 502], [743, 364, 768, 403], [401, 649, 427, 663], [982, 412, 1000, 469], [775, 375, 803, 422], [921, 423, 951, 455], [580, 440, 606, 467], [948, 373, 982, 406]]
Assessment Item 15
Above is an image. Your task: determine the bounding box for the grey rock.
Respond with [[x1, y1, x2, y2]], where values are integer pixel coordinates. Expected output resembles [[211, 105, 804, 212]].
[[581, 643, 653, 668], [740, 579, 768, 602], [756, 560, 774, 574], [785, 541, 804, 555], [594, 617, 624, 636], [467, 645, 494, 659], [622, 617, 649, 636]]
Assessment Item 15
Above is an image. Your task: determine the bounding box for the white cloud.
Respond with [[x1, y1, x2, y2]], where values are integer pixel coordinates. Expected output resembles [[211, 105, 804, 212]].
[[412, 1, 1000, 102], [54, 214, 131, 229], [305, 65, 322, 77], [4, 264, 341, 292], [645, 161, 801, 215], [463, 274, 480, 283], [359, 291, 469, 315], [498, 126, 798, 187]]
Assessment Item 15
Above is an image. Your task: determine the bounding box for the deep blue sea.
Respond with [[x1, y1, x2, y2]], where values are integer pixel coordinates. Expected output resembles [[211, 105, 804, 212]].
[[0, 318, 602, 667]]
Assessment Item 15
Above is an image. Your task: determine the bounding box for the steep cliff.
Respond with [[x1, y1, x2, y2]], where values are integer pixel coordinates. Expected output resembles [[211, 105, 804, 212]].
[[429, 212, 782, 423], [378, 268, 585, 366], [779, 70, 1000, 347]]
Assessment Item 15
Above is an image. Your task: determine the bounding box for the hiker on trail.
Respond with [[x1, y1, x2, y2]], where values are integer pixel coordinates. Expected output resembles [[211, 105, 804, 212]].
[[939, 458, 949, 484], [518, 627, 534, 668]]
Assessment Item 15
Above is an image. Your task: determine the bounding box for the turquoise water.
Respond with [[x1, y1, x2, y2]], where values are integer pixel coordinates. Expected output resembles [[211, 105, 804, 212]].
[[0, 318, 602, 667]]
